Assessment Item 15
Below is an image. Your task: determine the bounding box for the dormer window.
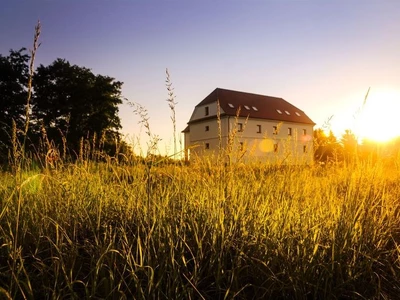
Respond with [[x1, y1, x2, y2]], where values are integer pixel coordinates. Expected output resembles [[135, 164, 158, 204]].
[[295, 112, 301, 116], [252, 106, 258, 111], [244, 105, 250, 110], [276, 109, 282, 114], [228, 103, 234, 108], [205, 106, 209, 116], [285, 111, 290, 115]]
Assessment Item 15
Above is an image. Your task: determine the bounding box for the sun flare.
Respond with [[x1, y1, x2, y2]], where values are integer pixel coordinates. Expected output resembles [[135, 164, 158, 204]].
[[357, 89, 400, 143]]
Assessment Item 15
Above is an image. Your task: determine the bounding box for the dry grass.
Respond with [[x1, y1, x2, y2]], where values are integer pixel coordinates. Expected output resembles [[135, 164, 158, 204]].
[[0, 155, 400, 299]]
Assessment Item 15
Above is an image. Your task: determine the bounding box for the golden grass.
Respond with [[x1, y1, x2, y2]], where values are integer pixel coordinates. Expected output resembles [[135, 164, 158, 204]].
[[1, 156, 400, 299]]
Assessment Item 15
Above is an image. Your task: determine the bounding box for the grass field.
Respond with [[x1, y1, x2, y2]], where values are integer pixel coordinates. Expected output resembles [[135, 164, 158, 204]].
[[1, 154, 400, 299], [2, 19, 399, 299]]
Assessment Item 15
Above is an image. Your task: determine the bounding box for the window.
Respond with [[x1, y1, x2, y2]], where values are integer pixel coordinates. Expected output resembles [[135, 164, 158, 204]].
[[303, 145, 307, 153], [244, 105, 250, 110], [238, 123, 243, 132], [285, 110, 291, 115], [239, 142, 244, 151], [205, 125, 209, 131], [205, 106, 209, 116], [273, 126, 278, 135], [257, 124, 262, 133], [205, 143, 210, 150], [274, 143, 278, 153], [295, 112, 301, 116], [288, 127, 292, 136], [303, 129, 307, 136], [228, 103, 234, 108], [252, 106, 258, 111], [276, 109, 282, 114]]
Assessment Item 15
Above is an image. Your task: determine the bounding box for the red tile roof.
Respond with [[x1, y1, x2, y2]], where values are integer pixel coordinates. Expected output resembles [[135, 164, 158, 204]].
[[193, 88, 315, 125]]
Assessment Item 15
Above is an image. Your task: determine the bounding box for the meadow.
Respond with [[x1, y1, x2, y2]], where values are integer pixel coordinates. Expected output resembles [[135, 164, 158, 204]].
[[1, 151, 400, 299], [2, 18, 400, 300]]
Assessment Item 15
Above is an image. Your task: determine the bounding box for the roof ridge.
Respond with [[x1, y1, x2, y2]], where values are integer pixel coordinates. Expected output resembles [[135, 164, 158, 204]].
[[215, 87, 283, 100]]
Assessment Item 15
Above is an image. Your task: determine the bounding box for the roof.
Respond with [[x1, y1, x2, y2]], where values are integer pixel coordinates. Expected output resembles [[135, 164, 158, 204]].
[[193, 88, 315, 125]]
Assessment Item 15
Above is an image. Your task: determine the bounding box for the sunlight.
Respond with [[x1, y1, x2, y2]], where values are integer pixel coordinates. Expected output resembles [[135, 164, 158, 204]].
[[357, 88, 400, 143]]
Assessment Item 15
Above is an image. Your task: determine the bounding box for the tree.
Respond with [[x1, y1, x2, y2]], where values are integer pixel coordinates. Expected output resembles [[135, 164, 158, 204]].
[[314, 129, 341, 163], [358, 138, 379, 162], [341, 129, 358, 162], [0, 48, 30, 163], [32, 59, 123, 156]]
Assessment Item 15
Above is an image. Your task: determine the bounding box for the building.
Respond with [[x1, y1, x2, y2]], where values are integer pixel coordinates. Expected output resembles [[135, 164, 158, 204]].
[[183, 88, 315, 164]]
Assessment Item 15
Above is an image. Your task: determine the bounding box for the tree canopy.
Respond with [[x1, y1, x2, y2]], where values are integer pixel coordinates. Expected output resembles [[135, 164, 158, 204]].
[[0, 48, 126, 164], [0, 48, 30, 163], [340, 129, 358, 161], [32, 58, 123, 154], [313, 129, 341, 162]]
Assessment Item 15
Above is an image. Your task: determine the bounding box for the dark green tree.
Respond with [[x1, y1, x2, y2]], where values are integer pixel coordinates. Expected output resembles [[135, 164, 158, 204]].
[[32, 58, 123, 156], [0, 48, 30, 163]]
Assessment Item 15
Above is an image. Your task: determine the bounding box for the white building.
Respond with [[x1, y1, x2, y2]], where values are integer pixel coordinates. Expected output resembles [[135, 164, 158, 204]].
[[183, 88, 315, 164]]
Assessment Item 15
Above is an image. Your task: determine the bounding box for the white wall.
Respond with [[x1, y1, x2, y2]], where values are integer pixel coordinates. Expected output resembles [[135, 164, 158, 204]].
[[186, 117, 229, 159], [223, 117, 314, 164], [189, 102, 223, 122], [185, 104, 314, 164]]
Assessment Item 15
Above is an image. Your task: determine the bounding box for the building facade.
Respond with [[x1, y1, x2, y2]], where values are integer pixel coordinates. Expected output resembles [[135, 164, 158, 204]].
[[183, 88, 315, 164]]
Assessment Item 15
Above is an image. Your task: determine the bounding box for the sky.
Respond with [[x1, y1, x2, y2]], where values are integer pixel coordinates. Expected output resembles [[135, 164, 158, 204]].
[[1, 0, 400, 154]]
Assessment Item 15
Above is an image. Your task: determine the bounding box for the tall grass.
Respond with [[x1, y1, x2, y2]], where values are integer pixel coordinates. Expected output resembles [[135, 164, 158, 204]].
[[1, 152, 400, 299]]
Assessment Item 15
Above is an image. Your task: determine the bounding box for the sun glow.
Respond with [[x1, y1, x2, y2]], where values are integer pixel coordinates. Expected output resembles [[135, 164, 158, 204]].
[[356, 89, 400, 143]]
